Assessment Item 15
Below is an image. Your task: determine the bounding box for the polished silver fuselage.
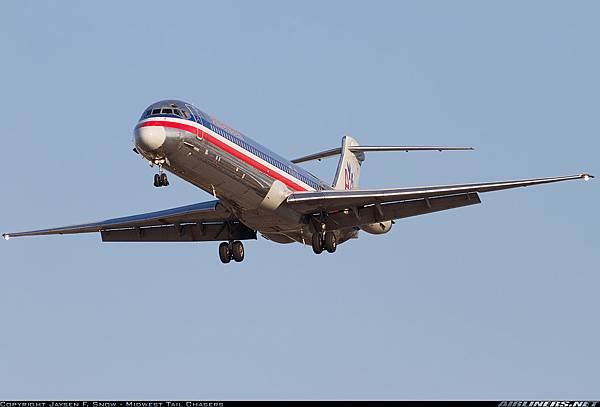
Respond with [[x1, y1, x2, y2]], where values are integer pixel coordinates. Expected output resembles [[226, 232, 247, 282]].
[[135, 115, 357, 246]]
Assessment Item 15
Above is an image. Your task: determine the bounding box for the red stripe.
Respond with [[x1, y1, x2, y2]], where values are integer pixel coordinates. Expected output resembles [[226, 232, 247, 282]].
[[138, 120, 308, 192]]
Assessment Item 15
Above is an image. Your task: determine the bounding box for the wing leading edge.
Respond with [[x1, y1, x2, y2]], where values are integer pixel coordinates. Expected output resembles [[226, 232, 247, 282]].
[[286, 173, 594, 214]]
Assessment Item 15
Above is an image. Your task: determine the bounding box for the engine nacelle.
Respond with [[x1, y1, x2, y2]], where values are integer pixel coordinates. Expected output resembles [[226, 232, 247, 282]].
[[361, 221, 393, 235]]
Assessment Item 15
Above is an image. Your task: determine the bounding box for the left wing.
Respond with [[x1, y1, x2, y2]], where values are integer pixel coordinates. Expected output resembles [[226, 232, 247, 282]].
[[3, 200, 257, 242], [287, 173, 593, 215]]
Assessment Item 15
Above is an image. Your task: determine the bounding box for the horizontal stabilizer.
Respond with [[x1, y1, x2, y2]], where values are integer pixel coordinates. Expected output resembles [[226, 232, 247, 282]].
[[291, 145, 473, 163], [350, 146, 473, 153]]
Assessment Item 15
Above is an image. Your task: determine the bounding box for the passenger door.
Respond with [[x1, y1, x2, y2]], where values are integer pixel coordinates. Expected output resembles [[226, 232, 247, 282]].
[[185, 104, 202, 140]]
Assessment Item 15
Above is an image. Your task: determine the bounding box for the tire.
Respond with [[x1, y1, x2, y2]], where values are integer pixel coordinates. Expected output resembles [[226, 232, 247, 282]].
[[160, 173, 169, 186], [311, 232, 323, 254], [153, 174, 160, 187], [324, 232, 337, 253], [218, 242, 231, 263], [231, 241, 245, 262]]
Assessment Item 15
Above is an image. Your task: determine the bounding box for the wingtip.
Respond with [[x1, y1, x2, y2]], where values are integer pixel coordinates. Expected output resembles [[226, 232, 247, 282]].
[[3, 233, 10, 241], [436, 147, 474, 152], [581, 173, 594, 181]]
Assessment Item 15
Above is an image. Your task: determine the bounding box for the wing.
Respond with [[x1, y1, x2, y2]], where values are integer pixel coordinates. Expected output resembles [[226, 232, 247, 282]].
[[3, 200, 256, 242], [286, 174, 593, 225]]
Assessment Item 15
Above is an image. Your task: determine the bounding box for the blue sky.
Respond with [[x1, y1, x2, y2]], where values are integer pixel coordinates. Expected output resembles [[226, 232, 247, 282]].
[[0, 0, 598, 399]]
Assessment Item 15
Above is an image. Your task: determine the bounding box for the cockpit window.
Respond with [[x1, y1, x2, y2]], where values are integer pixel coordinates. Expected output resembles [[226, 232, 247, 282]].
[[142, 104, 195, 120]]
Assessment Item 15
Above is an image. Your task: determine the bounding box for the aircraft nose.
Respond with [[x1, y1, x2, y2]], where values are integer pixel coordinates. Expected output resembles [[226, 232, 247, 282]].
[[134, 125, 166, 153]]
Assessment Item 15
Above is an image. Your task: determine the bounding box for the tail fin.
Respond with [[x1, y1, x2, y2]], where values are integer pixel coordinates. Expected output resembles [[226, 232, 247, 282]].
[[332, 135, 364, 190]]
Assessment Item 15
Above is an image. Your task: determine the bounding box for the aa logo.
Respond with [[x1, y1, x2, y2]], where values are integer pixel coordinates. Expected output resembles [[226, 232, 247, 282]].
[[344, 162, 355, 190]]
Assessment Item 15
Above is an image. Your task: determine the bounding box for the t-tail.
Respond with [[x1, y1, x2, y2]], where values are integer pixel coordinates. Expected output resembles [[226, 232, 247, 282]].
[[291, 138, 474, 191], [310, 135, 473, 190]]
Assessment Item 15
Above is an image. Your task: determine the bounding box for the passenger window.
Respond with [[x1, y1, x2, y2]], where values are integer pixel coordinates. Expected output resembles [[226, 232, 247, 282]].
[[151, 109, 161, 115], [162, 108, 173, 114]]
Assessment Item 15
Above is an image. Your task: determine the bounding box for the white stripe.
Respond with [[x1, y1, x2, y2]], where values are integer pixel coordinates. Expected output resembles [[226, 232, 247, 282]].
[[139, 117, 316, 191]]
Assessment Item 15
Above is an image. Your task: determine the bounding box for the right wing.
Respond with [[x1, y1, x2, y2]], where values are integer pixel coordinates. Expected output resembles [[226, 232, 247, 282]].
[[3, 200, 256, 242]]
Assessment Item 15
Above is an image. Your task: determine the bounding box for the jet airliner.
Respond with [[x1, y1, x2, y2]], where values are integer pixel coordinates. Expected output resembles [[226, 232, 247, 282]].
[[3, 100, 593, 263]]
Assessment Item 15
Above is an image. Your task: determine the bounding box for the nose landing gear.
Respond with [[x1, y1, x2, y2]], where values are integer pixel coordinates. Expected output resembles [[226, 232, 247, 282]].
[[153, 165, 169, 188], [153, 173, 169, 187], [219, 241, 245, 263]]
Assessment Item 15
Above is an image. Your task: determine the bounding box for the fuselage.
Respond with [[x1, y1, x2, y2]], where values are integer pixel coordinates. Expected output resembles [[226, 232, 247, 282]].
[[133, 99, 350, 245]]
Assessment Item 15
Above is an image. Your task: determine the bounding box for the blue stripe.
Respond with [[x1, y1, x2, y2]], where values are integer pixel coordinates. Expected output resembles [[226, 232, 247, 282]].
[[141, 99, 333, 191]]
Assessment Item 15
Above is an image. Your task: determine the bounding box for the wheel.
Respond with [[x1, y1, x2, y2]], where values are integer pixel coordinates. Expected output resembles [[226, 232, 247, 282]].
[[218, 242, 231, 263], [231, 241, 245, 262], [153, 174, 160, 187], [311, 232, 323, 254], [160, 173, 169, 186], [324, 232, 337, 253]]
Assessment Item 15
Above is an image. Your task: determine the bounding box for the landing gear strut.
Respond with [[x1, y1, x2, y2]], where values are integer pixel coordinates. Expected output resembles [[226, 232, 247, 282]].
[[219, 241, 245, 263], [311, 231, 337, 254], [153, 167, 169, 187]]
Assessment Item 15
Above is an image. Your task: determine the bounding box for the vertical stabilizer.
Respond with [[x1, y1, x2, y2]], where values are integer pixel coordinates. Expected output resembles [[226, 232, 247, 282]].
[[332, 135, 364, 190]]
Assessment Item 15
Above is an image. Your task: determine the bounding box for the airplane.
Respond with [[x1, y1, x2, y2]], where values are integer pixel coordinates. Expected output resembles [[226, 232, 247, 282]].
[[2, 99, 593, 264]]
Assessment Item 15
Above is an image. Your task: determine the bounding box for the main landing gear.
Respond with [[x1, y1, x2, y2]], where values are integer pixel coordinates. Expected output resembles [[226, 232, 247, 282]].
[[311, 231, 337, 255], [219, 241, 245, 263]]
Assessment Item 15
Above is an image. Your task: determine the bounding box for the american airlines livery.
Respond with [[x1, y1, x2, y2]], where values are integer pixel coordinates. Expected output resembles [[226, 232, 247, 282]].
[[3, 100, 593, 264]]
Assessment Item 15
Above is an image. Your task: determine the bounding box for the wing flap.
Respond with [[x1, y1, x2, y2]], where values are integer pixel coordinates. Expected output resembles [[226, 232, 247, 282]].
[[326, 193, 481, 229], [287, 173, 593, 214], [101, 222, 256, 242]]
